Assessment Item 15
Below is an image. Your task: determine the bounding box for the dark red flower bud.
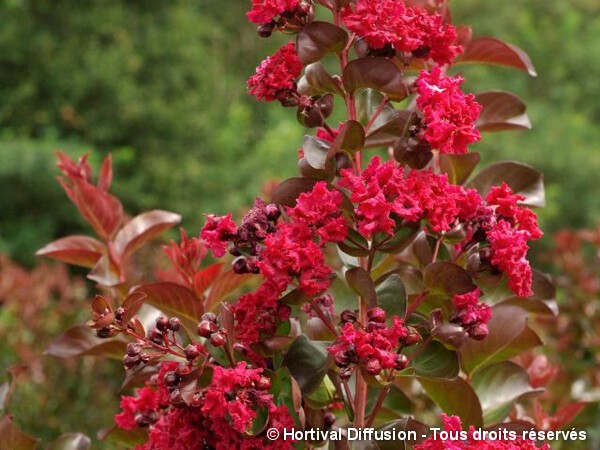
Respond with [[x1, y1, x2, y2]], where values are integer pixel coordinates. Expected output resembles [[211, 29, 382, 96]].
[[395, 354, 409, 371], [297, 1, 310, 16], [96, 326, 115, 338], [135, 413, 152, 428], [140, 353, 150, 364], [368, 307, 387, 324], [114, 307, 125, 321], [233, 257, 249, 274], [184, 344, 201, 361], [123, 354, 142, 370], [126, 343, 142, 357], [467, 323, 489, 341], [257, 22, 274, 38], [163, 371, 180, 388], [233, 343, 247, 354], [333, 352, 350, 368], [366, 322, 386, 332], [429, 309, 444, 328], [265, 203, 281, 221], [197, 320, 217, 338], [149, 329, 164, 345], [403, 327, 421, 346], [201, 312, 218, 323], [156, 315, 170, 332], [324, 411, 336, 428], [340, 309, 357, 324], [176, 363, 192, 377], [168, 317, 181, 332], [209, 332, 226, 347], [339, 366, 353, 380], [169, 389, 185, 407], [365, 358, 382, 375], [256, 376, 271, 391]]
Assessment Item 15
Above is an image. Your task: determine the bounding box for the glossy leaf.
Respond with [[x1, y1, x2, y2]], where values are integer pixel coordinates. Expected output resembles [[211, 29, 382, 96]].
[[456, 37, 537, 77], [404, 340, 459, 379], [135, 282, 202, 333], [114, 210, 181, 258], [45, 325, 126, 359], [296, 22, 348, 64], [282, 335, 330, 395], [419, 377, 483, 427], [376, 274, 407, 319], [365, 111, 413, 149], [59, 177, 124, 240], [302, 135, 332, 170], [47, 433, 91, 450], [439, 153, 481, 186], [377, 224, 420, 254], [423, 262, 476, 296], [205, 270, 254, 312], [193, 263, 224, 295], [97, 154, 113, 192], [346, 267, 377, 307], [343, 58, 409, 101], [120, 291, 148, 323], [472, 361, 541, 425], [468, 161, 545, 207], [87, 254, 121, 286], [298, 62, 344, 97], [475, 91, 531, 132], [0, 415, 39, 450], [35, 235, 104, 268], [328, 120, 365, 157], [272, 177, 320, 207], [460, 302, 530, 375]]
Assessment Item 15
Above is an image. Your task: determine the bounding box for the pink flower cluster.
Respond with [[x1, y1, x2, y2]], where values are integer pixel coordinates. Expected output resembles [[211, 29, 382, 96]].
[[247, 42, 303, 102], [414, 414, 549, 450], [339, 157, 481, 237], [485, 184, 542, 297], [329, 309, 409, 376], [115, 362, 294, 450], [203, 182, 347, 346], [416, 66, 482, 154], [450, 288, 491, 340], [246, 0, 299, 25], [341, 0, 460, 65]]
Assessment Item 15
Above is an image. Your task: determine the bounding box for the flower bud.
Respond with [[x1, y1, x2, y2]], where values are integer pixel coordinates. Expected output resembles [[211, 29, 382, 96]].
[[184, 344, 201, 361], [429, 309, 444, 328], [333, 352, 350, 368], [467, 323, 489, 341], [255, 376, 271, 391], [169, 389, 185, 407], [156, 316, 170, 332], [209, 332, 226, 347], [96, 326, 115, 338], [365, 359, 382, 376], [232, 257, 249, 274], [395, 354, 409, 371], [168, 317, 181, 332], [176, 363, 192, 377], [149, 329, 164, 345], [135, 413, 152, 428], [197, 320, 217, 338], [367, 307, 387, 324], [339, 366, 353, 380], [257, 22, 274, 38], [126, 343, 142, 357], [340, 309, 357, 324], [265, 203, 281, 221], [403, 327, 421, 346], [323, 411, 336, 428], [201, 312, 218, 323], [115, 307, 125, 321], [163, 371, 180, 388]]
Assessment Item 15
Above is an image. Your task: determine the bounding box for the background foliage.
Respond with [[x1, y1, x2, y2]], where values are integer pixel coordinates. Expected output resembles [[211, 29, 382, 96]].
[[0, 0, 599, 446]]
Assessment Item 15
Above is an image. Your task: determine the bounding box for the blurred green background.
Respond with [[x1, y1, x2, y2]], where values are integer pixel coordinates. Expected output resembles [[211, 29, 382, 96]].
[[1, 0, 599, 445]]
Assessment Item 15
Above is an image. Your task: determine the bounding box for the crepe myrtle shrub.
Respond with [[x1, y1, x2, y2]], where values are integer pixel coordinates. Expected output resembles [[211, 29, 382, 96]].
[[6, 0, 572, 449]]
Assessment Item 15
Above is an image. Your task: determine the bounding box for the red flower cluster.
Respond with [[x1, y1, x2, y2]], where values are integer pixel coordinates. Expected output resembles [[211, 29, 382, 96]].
[[485, 184, 543, 297], [339, 157, 481, 237], [450, 288, 491, 340], [341, 0, 460, 65], [115, 362, 294, 450], [329, 309, 409, 376], [247, 42, 303, 102], [200, 213, 237, 258], [230, 182, 347, 345], [416, 66, 482, 154], [246, 0, 299, 25], [414, 414, 549, 450]]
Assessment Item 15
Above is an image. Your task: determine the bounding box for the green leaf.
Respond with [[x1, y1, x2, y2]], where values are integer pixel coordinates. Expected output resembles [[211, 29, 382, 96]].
[[296, 21, 348, 64], [472, 362, 541, 425], [404, 340, 459, 379], [44, 325, 126, 360], [343, 58, 409, 101], [423, 262, 476, 296], [475, 91, 531, 132], [468, 161, 545, 207], [419, 377, 483, 428], [282, 335, 331, 395], [376, 274, 407, 320], [346, 267, 377, 307], [47, 432, 91, 450], [459, 302, 530, 375], [439, 153, 481, 185], [0, 415, 39, 450]]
